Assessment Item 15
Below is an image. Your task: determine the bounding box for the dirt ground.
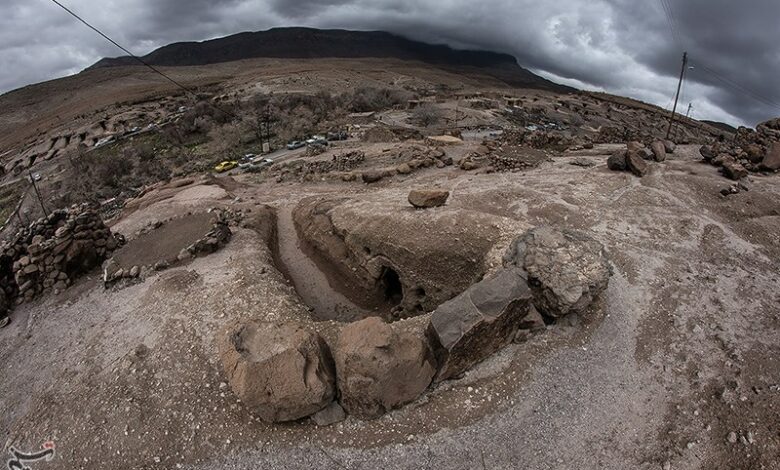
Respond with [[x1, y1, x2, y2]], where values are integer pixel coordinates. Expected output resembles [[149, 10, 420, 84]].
[[1, 142, 779, 470]]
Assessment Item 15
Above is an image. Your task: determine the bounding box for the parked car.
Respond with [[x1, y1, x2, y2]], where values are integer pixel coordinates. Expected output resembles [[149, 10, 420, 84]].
[[327, 131, 348, 141], [214, 161, 238, 172], [286, 141, 305, 150], [306, 136, 328, 146]]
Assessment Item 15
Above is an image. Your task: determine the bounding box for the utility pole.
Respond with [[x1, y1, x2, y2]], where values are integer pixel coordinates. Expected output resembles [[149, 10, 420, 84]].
[[28, 170, 48, 217], [666, 52, 688, 140], [685, 103, 693, 119]]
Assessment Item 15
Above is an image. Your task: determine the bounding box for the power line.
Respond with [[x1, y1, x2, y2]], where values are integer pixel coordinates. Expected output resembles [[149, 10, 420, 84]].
[[691, 60, 780, 111], [657, 0, 682, 49], [48, 0, 239, 119]]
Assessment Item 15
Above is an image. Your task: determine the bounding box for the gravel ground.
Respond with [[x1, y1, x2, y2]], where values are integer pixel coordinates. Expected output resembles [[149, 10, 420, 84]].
[[1, 144, 778, 469]]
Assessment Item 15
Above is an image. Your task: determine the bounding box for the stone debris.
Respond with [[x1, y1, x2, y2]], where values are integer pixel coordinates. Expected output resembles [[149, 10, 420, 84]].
[[698, 118, 780, 178], [334, 317, 436, 418], [219, 321, 336, 423], [361, 169, 384, 184], [271, 151, 366, 182], [570, 157, 596, 167], [408, 189, 450, 208], [607, 142, 652, 177]]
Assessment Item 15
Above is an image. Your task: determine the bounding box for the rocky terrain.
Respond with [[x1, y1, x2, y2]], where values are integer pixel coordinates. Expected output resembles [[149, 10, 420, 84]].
[[0, 29, 778, 470]]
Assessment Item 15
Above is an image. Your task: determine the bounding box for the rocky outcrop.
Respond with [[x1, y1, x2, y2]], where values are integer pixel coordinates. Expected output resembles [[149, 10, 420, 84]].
[[334, 317, 436, 418], [219, 321, 336, 423], [505, 227, 612, 318], [427, 267, 532, 381], [408, 189, 449, 208]]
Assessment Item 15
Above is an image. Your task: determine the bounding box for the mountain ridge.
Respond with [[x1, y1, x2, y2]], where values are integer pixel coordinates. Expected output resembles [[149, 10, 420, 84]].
[[89, 27, 572, 92]]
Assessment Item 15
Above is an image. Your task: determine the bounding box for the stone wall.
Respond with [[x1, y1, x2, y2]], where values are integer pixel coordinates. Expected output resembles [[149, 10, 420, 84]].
[[0, 204, 122, 308]]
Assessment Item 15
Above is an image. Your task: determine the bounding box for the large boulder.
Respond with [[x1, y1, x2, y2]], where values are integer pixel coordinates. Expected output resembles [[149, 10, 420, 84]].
[[760, 142, 780, 171], [427, 267, 532, 381], [607, 150, 627, 171], [757, 118, 780, 139], [650, 141, 667, 162], [361, 170, 384, 183], [219, 321, 336, 422], [408, 189, 450, 209], [626, 151, 649, 177], [700, 145, 716, 161], [722, 160, 748, 180], [506, 227, 612, 318], [334, 317, 436, 418]]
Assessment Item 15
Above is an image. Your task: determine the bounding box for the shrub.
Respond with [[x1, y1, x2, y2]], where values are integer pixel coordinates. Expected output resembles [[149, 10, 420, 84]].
[[412, 104, 444, 127]]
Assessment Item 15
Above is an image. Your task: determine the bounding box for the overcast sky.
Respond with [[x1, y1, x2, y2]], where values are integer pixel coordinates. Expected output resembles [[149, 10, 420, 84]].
[[2, 0, 779, 126]]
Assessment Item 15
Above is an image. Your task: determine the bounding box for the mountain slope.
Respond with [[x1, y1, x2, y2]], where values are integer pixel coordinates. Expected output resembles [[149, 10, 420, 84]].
[[89, 27, 571, 92]]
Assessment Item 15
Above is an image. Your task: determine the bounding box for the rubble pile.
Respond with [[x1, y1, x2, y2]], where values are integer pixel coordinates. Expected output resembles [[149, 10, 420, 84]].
[[0, 204, 122, 305], [270, 151, 366, 182], [607, 140, 672, 177], [500, 127, 572, 151], [356, 147, 452, 184], [699, 118, 780, 179], [459, 146, 548, 173]]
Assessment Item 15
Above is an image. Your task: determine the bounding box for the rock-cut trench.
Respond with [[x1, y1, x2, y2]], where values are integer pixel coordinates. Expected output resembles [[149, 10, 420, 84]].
[[274, 205, 394, 323]]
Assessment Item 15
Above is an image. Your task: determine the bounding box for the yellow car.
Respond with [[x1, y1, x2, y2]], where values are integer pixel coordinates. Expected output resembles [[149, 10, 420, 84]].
[[214, 160, 238, 173]]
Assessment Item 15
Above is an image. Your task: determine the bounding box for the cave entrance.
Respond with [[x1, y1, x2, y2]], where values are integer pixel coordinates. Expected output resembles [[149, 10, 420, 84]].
[[378, 266, 404, 306]]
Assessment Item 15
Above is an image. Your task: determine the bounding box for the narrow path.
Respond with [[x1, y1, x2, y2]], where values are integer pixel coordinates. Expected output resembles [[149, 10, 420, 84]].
[[275, 204, 367, 322]]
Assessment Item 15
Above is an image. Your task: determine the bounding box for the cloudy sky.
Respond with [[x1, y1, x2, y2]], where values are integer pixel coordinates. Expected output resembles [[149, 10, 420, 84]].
[[2, 0, 779, 126]]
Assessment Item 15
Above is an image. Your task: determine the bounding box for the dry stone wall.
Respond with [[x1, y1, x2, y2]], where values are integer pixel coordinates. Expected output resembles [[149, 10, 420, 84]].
[[0, 204, 122, 308]]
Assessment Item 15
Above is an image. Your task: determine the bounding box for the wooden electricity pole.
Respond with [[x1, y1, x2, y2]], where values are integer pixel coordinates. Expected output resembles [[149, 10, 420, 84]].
[[666, 52, 688, 140], [28, 170, 48, 217]]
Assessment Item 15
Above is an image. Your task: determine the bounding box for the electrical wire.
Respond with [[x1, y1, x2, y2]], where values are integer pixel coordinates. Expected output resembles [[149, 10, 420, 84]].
[[692, 60, 780, 111], [48, 0, 240, 119]]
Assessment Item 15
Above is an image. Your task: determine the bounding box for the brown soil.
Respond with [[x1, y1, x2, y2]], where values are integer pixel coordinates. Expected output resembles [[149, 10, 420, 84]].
[[111, 212, 215, 269]]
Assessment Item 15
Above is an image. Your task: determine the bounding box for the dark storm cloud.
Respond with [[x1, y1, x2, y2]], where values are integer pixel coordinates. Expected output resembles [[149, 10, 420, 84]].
[[1, 0, 778, 126]]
